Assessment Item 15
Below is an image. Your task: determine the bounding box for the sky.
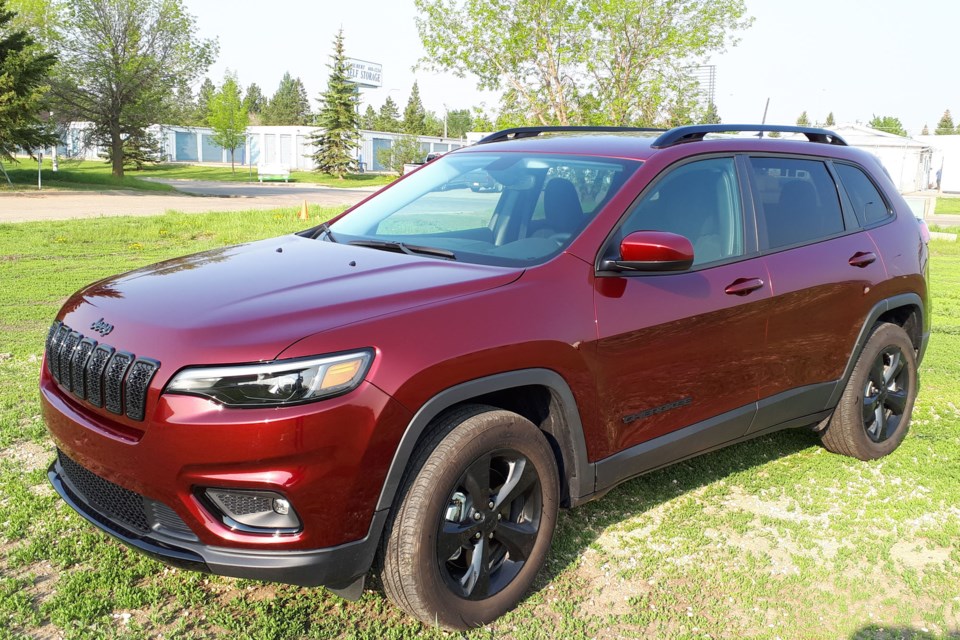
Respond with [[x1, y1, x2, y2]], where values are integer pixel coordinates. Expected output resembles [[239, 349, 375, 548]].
[[188, 0, 959, 136]]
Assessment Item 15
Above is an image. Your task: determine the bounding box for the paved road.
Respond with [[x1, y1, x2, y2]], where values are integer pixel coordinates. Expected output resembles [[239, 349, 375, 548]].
[[0, 181, 374, 223]]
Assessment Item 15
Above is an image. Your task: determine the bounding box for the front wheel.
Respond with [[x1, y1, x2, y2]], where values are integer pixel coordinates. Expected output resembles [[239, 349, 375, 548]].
[[378, 405, 559, 630], [821, 323, 918, 460]]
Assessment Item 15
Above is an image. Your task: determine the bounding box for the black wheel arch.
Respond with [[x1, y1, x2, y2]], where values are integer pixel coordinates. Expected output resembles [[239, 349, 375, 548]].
[[375, 369, 594, 514], [826, 293, 927, 410]]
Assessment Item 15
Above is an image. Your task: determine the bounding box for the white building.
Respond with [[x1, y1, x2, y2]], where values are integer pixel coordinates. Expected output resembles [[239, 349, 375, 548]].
[[915, 134, 960, 194], [824, 124, 932, 193]]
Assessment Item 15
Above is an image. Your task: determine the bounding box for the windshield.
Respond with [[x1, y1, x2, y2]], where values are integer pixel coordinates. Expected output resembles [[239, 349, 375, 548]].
[[330, 151, 641, 267]]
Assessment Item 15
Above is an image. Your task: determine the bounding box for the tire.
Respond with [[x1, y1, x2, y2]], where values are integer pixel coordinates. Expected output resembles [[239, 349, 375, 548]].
[[821, 323, 917, 461], [378, 405, 559, 630]]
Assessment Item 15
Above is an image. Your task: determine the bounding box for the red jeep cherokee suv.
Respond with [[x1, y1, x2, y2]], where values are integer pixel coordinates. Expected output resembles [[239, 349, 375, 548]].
[[41, 125, 930, 629]]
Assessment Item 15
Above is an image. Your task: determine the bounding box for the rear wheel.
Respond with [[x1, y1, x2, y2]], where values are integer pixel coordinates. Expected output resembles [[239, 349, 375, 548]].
[[379, 405, 559, 630], [821, 323, 917, 460]]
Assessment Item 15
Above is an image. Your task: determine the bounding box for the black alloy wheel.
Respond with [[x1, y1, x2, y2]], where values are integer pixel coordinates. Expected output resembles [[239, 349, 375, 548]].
[[862, 345, 910, 443]]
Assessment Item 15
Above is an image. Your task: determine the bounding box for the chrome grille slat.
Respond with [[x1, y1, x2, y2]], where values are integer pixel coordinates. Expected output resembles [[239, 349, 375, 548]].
[[45, 321, 160, 422]]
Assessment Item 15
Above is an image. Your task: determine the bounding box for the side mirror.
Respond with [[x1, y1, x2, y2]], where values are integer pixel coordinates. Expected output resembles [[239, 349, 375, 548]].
[[600, 230, 694, 272]]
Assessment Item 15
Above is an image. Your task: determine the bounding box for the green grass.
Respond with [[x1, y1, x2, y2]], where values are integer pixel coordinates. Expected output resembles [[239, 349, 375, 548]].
[[1, 214, 959, 638], [1, 158, 396, 193], [935, 197, 960, 215]]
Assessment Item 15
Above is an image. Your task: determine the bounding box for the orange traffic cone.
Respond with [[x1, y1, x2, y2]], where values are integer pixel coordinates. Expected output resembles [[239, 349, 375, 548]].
[[298, 200, 309, 221]]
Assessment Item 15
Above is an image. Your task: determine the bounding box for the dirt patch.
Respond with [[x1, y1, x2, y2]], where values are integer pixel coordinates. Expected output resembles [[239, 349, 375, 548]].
[[722, 486, 832, 525], [576, 548, 647, 616], [890, 541, 953, 573], [0, 440, 52, 473]]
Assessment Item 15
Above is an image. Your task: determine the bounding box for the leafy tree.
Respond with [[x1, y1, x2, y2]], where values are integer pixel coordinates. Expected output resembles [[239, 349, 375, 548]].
[[414, 0, 751, 126], [208, 72, 247, 172], [446, 108, 472, 138], [0, 0, 57, 162], [868, 115, 906, 137], [703, 102, 721, 124], [767, 130, 781, 138], [6, 0, 59, 41], [309, 28, 360, 178], [824, 111, 835, 127], [375, 96, 401, 132], [796, 111, 810, 126], [424, 111, 444, 137], [402, 81, 426, 134], [263, 72, 311, 125], [471, 108, 495, 133], [935, 109, 955, 135], [361, 104, 376, 130], [242, 82, 266, 120], [194, 77, 215, 125], [101, 126, 162, 170], [376, 134, 422, 173], [51, 0, 216, 177]]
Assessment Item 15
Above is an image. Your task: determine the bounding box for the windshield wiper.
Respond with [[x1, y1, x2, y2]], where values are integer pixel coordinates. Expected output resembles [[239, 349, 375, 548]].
[[299, 221, 337, 243], [349, 239, 456, 261]]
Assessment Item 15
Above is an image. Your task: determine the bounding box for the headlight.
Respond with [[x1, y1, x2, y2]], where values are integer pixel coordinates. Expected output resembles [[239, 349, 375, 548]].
[[164, 350, 373, 407]]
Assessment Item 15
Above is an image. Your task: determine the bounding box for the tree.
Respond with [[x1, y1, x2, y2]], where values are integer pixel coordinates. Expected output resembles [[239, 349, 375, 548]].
[[375, 96, 401, 132], [361, 104, 376, 130], [194, 77, 215, 125], [935, 109, 955, 135], [51, 0, 216, 177], [242, 82, 266, 120], [309, 28, 360, 178], [263, 72, 311, 125], [0, 0, 57, 162], [446, 108, 472, 138], [796, 111, 810, 127], [414, 0, 751, 126], [703, 102, 721, 125], [921, 124, 929, 136], [403, 81, 426, 134], [825, 111, 835, 127], [424, 110, 444, 137], [208, 72, 247, 172], [376, 134, 422, 173], [101, 126, 163, 170], [471, 107, 495, 133], [868, 115, 906, 137]]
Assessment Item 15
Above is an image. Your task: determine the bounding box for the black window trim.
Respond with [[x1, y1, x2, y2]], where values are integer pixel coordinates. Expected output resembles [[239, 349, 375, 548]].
[[594, 152, 757, 277], [829, 159, 897, 230], [743, 152, 863, 255]]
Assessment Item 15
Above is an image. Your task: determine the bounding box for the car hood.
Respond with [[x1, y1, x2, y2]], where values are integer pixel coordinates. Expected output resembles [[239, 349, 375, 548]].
[[57, 235, 521, 367]]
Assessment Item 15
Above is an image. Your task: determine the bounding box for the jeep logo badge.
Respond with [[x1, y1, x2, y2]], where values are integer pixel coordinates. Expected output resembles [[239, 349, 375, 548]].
[[90, 318, 114, 336]]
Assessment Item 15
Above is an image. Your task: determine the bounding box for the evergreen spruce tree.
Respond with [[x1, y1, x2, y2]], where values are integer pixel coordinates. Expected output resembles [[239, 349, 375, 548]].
[[310, 29, 360, 178], [796, 110, 810, 127], [361, 105, 376, 130], [0, 0, 57, 162], [921, 124, 929, 136], [703, 102, 721, 124], [935, 109, 955, 135], [402, 81, 426, 134], [195, 77, 215, 125], [376, 96, 401, 132], [264, 72, 312, 125], [825, 111, 835, 127], [242, 83, 266, 120]]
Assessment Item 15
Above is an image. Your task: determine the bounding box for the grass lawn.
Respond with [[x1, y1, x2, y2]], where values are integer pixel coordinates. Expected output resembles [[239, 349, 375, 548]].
[[0, 212, 958, 639], [936, 197, 960, 215], [1, 158, 396, 193]]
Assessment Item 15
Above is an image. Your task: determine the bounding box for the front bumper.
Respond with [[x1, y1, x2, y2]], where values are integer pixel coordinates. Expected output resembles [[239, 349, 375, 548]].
[[49, 456, 387, 589]]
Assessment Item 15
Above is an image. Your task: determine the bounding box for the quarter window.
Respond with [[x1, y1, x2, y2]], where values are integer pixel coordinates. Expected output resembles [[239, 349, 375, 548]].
[[620, 157, 743, 266], [748, 157, 844, 249], [835, 163, 892, 225]]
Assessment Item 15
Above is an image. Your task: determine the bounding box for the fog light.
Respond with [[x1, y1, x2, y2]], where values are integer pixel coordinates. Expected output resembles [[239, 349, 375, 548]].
[[203, 488, 301, 534]]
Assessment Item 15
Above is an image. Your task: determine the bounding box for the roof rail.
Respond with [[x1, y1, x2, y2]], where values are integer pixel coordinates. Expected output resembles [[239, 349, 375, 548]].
[[651, 124, 848, 148], [477, 126, 665, 145]]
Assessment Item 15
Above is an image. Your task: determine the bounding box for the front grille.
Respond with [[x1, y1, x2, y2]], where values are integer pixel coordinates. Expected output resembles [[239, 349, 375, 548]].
[[57, 450, 150, 533], [45, 320, 160, 421], [57, 450, 197, 541]]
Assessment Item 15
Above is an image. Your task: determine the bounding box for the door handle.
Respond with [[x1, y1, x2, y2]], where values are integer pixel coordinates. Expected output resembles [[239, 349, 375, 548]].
[[849, 251, 877, 268], [724, 277, 765, 296]]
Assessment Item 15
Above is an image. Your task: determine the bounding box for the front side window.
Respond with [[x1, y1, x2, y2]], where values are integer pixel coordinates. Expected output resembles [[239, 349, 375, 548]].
[[835, 163, 893, 225], [748, 157, 844, 249], [331, 152, 640, 267], [618, 157, 743, 266]]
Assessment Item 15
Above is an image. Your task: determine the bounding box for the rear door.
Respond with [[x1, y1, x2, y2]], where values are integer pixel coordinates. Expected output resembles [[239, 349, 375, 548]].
[[748, 155, 887, 412]]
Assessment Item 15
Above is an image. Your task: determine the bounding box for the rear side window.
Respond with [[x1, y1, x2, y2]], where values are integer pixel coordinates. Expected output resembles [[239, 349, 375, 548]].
[[748, 157, 844, 250], [835, 163, 893, 225]]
